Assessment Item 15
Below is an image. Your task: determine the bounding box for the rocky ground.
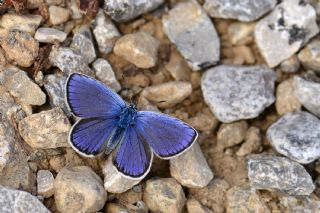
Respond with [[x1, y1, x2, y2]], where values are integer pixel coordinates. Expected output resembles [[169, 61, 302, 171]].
[[1, 0, 320, 212]]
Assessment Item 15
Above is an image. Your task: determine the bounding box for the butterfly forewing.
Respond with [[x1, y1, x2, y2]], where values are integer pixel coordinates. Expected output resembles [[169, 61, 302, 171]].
[[135, 111, 198, 159], [66, 73, 126, 118]]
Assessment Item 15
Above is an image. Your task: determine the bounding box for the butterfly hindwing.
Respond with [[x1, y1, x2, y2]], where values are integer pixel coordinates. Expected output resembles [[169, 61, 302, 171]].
[[69, 117, 119, 157], [135, 111, 198, 159], [113, 126, 153, 179], [66, 73, 126, 118]]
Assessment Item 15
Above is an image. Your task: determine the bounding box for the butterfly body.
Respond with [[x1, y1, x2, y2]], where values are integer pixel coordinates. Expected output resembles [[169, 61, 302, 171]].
[[66, 73, 198, 179], [117, 104, 137, 129]]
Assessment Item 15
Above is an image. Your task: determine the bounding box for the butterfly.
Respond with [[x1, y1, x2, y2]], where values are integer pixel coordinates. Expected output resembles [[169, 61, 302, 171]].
[[65, 73, 198, 179]]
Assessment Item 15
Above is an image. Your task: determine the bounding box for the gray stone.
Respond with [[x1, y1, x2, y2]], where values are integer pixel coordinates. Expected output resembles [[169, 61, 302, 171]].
[[0, 187, 50, 213], [49, 47, 94, 76], [189, 178, 230, 213], [6, 69, 46, 106], [49, 6, 70, 25], [43, 73, 71, 116], [276, 78, 301, 115], [144, 178, 186, 213], [294, 76, 320, 117], [1, 30, 39, 67], [162, 1, 220, 71], [0, 92, 35, 192], [18, 107, 71, 149], [280, 55, 301, 73], [247, 154, 315, 195], [114, 31, 160, 69], [267, 111, 320, 164], [279, 195, 320, 213], [54, 166, 107, 213], [170, 143, 213, 188], [92, 58, 121, 92], [101, 156, 142, 193], [0, 13, 43, 35], [255, 0, 319, 67], [104, 0, 164, 22], [204, 0, 277, 22], [217, 121, 248, 148], [140, 81, 192, 109], [70, 25, 96, 63], [35, 28, 67, 43], [37, 170, 54, 198], [226, 185, 270, 213], [93, 9, 120, 54], [298, 38, 320, 71], [201, 65, 276, 123]]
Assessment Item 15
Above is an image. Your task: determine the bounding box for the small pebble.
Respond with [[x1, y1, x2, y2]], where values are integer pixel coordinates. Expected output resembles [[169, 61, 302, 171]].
[[165, 49, 191, 81], [280, 55, 300, 73], [186, 198, 213, 213], [188, 111, 219, 132], [70, 25, 96, 63], [18, 107, 71, 149], [101, 156, 142, 194], [267, 111, 320, 164], [140, 81, 192, 108], [190, 179, 230, 213], [294, 76, 320, 117], [0, 13, 43, 35], [35, 28, 67, 43], [247, 154, 315, 195], [236, 127, 262, 157], [54, 166, 107, 213], [93, 9, 120, 55], [8, 69, 46, 106], [37, 170, 54, 198], [227, 22, 255, 45], [255, 0, 319, 67], [144, 178, 186, 213], [104, 0, 164, 22], [170, 143, 214, 188], [0, 187, 50, 213], [43, 73, 71, 116], [217, 121, 248, 149], [49, 47, 94, 76], [105, 203, 129, 213], [162, 1, 220, 71], [92, 58, 121, 92], [49, 6, 70, 25], [298, 38, 320, 71], [226, 185, 270, 213], [204, 0, 277, 22], [114, 31, 160, 69], [1, 30, 39, 67], [276, 78, 301, 115], [201, 65, 276, 123]]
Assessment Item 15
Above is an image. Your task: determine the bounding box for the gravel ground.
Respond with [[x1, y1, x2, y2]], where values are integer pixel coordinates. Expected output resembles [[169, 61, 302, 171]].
[[1, 0, 320, 212]]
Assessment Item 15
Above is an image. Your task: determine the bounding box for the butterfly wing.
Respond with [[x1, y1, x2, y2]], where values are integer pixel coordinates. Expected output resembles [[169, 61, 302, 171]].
[[69, 117, 121, 157], [113, 126, 153, 179], [66, 73, 126, 118], [135, 111, 198, 159]]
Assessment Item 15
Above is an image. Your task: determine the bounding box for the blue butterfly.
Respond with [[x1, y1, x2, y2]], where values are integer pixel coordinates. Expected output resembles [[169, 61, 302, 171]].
[[65, 73, 198, 179]]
